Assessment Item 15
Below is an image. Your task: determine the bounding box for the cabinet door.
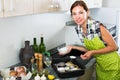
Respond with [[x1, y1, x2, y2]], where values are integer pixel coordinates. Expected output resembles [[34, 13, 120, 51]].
[[84, 0, 102, 8], [34, 0, 59, 13], [34, 0, 49, 13], [0, 0, 3, 17], [58, 0, 102, 12], [58, 0, 75, 12], [4, 0, 34, 17], [93, 0, 102, 8]]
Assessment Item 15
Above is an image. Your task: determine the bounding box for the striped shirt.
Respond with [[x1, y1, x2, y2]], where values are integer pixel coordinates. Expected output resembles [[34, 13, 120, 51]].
[[75, 17, 105, 45]]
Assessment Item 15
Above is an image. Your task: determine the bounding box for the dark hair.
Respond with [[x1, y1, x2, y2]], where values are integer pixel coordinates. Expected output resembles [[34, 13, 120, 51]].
[[70, 0, 88, 14]]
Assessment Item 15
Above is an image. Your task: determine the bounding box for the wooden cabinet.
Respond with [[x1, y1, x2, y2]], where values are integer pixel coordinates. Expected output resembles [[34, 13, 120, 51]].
[[0, 0, 102, 17], [0, 0, 33, 17], [34, 0, 47, 13], [33, 0, 59, 13], [84, 0, 102, 8], [0, 0, 60, 17], [58, 0, 102, 12], [0, 0, 3, 17]]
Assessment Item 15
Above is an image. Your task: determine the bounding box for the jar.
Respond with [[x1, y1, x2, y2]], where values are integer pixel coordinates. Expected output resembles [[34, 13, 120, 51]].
[[19, 40, 34, 67]]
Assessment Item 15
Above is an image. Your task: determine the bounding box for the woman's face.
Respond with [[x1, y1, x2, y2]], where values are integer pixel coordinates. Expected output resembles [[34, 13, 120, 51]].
[[71, 5, 89, 25]]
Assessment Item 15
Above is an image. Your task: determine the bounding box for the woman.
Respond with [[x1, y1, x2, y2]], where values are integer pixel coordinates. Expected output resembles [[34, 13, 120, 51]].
[[59, 0, 120, 80]]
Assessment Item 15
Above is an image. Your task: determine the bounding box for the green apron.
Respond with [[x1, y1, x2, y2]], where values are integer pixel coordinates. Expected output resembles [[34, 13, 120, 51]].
[[83, 36, 120, 80]]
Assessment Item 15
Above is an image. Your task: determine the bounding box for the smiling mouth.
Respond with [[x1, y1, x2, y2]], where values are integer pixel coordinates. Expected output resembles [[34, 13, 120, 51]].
[[76, 19, 82, 24]]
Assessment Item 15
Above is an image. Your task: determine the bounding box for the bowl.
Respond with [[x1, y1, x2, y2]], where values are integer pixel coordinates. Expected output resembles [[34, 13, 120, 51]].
[[57, 47, 68, 54]]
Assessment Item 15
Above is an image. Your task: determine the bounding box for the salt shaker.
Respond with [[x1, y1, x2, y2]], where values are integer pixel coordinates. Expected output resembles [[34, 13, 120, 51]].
[[41, 74, 46, 80], [34, 74, 41, 80]]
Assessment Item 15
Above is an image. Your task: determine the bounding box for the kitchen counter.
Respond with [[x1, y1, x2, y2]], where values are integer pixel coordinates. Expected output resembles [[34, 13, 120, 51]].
[[0, 58, 95, 80], [0, 44, 96, 80]]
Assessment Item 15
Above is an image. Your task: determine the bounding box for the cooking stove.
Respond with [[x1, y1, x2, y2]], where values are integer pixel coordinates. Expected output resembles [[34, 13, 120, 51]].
[[48, 43, 93, 66]]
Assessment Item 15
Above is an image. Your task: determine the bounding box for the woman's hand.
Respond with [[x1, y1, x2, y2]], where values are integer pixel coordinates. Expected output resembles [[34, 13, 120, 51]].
[[80, 50, 94, 60]]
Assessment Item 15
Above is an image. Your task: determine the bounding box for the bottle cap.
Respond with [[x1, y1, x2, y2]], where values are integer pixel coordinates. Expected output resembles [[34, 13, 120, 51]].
[[41, 34, 43, 37], [44, 51, 50, 56]]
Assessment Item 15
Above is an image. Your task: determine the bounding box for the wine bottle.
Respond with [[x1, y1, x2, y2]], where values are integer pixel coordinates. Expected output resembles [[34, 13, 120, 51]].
[[33, 38, 39, 53], [39, 34, 46, 54], [39, 34, 46, 68]]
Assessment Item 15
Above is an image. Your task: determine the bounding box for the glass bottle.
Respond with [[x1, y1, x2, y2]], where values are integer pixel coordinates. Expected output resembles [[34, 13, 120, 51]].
[[33, 38, 39, 53], [39, 34, 46, 68], [39, 34, 46, 54], [19, 41, 34, 67], [29, 57, 38, 80]]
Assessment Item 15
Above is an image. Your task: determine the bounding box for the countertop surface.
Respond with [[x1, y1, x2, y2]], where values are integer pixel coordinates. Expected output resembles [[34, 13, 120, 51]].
[[0, 58, 95, 80]]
